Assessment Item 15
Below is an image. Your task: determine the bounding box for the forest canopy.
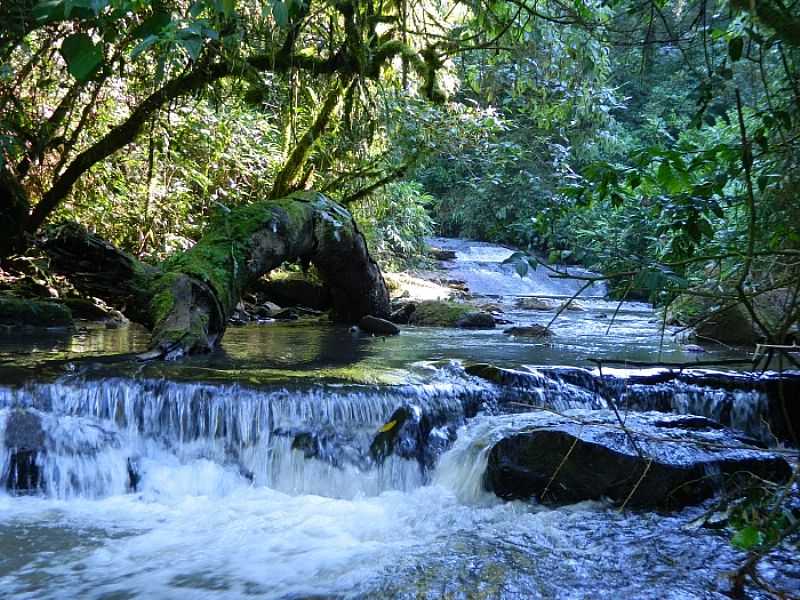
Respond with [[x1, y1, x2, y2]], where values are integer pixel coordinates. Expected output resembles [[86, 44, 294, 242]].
[[1, 0, 799, 345]]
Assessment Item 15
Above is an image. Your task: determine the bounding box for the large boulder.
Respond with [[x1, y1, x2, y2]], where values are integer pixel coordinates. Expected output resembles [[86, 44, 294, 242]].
[[670, 288, 797, 346], [359, 315, 400, 335], [695, 303, 761, 346], [485, 410, 791, 510]]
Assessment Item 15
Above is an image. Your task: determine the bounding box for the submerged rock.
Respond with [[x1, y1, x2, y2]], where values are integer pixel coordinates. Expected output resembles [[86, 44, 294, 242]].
[[485, 410, 791, 509], [559, 301, 585, 312], [503, 325, 552, 338], [359, 315, 400, 335]]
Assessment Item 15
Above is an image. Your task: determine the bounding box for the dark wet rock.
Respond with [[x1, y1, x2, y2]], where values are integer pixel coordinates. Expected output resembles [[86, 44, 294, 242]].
[[389, 302, 416, 324], [503, 325, 552, 338], [429, 247, 457, 261], [289, 429, 366, 469], [466, 363, 526, 386], [4, 408, 45, 450], [0, 296, 73, 329], [127, 457, 142, 492], [696, 304, 760, 345], [3, 409, 45, 492], [465, 364, 604, 411], [60, 297, 111, 320], [253, 277, 332, 311], [359, 315, 400, 335], [485, 410, 792, 509], [514, 297, 553, 311], [370, 404, 458, 470], [456, 312, 495, 329]]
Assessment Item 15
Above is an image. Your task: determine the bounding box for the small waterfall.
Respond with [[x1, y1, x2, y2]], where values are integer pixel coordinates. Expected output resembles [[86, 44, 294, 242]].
[[0, 363, 793, 501], [433, 420, 497, 504], [0, 373, 496, 500], [482, 365, 795, 444], [428, 237, 607, 297], [0, 408, 131, 498]]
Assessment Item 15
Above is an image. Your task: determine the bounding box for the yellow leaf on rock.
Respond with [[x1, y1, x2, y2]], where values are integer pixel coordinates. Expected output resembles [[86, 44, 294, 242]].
[[378, 419, 397, 433]]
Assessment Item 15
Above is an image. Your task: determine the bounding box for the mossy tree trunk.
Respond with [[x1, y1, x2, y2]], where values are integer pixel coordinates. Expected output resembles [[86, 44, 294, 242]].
[[43, 192, 390, 359]]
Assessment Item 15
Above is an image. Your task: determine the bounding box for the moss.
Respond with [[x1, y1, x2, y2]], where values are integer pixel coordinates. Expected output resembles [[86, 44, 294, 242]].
[[148, 273, 182, 326], [0, 296, 73, 328], [408, 300, 472, 326], [161, 194, 318, 317]]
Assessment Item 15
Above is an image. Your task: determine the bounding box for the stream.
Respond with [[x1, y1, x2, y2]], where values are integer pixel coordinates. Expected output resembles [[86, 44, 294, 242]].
[[0, 239, 797, 599]]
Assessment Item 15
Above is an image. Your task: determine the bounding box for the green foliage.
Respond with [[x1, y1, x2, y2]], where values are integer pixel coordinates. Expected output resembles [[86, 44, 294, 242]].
[[354, 181, 435, 270], [60, 33, 103, 81], [727, 481, 797, 553], [60, 99, 282, 259]]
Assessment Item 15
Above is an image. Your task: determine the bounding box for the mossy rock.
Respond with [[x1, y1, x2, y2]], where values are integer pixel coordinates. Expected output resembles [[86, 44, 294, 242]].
[[408, 300, 472, 326], [0, 296, 73, 328]]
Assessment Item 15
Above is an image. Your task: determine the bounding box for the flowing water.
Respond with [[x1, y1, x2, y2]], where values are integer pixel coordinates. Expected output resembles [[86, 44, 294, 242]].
[[0, 239, 796, 599]]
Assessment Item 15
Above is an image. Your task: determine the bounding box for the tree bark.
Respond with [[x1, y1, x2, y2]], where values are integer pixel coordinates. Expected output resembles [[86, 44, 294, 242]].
[[42, 192, 390, 359], [0, 167, 32, 257]]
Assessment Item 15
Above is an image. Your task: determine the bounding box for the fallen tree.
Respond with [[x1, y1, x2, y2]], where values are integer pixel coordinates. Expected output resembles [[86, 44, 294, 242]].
[[42, 191, 390, 359]]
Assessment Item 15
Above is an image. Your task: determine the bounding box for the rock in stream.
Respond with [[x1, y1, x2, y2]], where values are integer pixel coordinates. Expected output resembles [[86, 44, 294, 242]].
[[485, 410, 792, 509]]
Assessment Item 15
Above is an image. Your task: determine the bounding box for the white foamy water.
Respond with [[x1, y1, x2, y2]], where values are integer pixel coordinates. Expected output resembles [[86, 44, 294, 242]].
[[0, 413, 748, 599], [428, 237, 607, 298]]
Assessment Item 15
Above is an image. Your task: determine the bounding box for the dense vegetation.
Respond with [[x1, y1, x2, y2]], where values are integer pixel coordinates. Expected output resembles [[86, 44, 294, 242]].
[[2, 0, 798, 347]]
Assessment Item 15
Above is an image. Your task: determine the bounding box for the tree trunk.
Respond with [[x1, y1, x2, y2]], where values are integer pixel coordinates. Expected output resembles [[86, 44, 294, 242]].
[[42, 192, 390, 359], [0, 167, 31, 258]]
